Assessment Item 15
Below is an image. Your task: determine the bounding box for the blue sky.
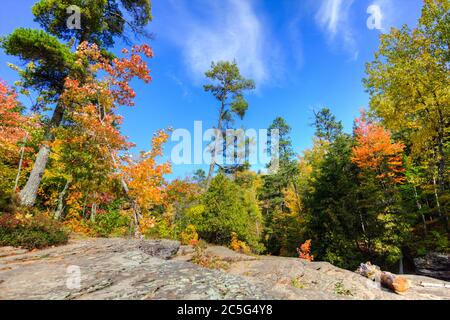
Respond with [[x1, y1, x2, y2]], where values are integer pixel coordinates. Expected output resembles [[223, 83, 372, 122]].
[[0, 0, 424, 179]]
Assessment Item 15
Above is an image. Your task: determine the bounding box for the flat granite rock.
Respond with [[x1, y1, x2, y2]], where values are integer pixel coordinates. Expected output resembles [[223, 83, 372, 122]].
[[138, 239, 181, 260], [0, 238, 449, 300], [0, 238, 284, 300]]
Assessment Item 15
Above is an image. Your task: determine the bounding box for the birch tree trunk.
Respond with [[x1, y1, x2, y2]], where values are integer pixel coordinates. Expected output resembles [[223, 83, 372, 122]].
[[54, 179, 70, 220], [19, 103, 64, 206], [90, 202, 97, 223], [19, 145, 51, 206], [413, 185, 427, 236], [13, 133, 28, 193], [433, 176, 442, 217]]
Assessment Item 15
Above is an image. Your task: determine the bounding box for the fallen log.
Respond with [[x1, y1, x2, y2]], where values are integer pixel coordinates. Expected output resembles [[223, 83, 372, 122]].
[[357, 262, 410, 294]]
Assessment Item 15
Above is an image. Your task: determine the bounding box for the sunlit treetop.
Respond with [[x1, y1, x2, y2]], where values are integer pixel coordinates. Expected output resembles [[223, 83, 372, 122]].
[[351, 112, 406, 184], [32, 0, 152, 47]]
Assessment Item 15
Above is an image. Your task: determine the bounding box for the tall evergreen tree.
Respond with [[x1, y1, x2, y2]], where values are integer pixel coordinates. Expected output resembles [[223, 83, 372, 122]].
[[312, 107, 343, 143], [305, 133, 362, 269], [259, 117, 303, 255], [203, 61, 255, 185]]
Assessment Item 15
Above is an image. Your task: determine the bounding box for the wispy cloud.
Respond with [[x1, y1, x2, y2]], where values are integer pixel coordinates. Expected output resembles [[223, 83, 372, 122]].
[[316, 0, 348, 36], [285, 5, 305, 70], [156, 0, 283, 87], [166, 72, 191, 100], [315, 0, 358, 59]]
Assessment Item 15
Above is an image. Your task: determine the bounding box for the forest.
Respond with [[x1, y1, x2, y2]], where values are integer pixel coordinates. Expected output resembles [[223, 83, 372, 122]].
[[0, 0, 448, 274]]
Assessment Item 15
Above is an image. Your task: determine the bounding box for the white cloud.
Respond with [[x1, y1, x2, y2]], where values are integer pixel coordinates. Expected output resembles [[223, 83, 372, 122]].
[[316, 0, 347, 36], [157, 0, 282, 87], [315, 0, 358, 59]]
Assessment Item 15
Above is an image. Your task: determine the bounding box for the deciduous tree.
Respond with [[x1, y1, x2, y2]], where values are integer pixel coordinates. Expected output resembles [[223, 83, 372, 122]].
[[364, 0, 450, 228], [351, 113, 406, 184], [1, 0, 153, 206]]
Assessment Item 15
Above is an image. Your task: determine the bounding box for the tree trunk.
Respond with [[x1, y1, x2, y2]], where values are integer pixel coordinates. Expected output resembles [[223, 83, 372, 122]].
[[206, 101, 225, 186], [19, 103, 64, 206], [54, 179, 70, 220], [110, 151, 142, 237], [436, 109, 446, 194], [19, 145, 51, 206], [207, 158, 216, 185], [433, 176, 442, 217], [90, 203, 97, 222], [360, 213, 366, 235], [436, 108, 448, 232], [13, 133, 28, 193], [90, 191, 98, 222], [399, 253, 404, 274], [413, 185, 427, 236], [81, 191, 89, 218], [291, 180, 302, 213]]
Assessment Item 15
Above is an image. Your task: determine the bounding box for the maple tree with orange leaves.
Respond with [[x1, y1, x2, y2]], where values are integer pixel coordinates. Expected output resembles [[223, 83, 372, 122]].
[[0, 80, 38, 195], [49, 42, 167, 234], [0, 81, 32, 159], [60, 42, 153, 153], [351, 113, 406, 185]]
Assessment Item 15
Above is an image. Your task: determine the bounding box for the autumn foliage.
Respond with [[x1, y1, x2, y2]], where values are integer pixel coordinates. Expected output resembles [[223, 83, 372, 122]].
[[297, 239, 314, 261], [229, 231, 251, 254], [0, 80, 38, 198], [0, 81, 31, 158], [181, 224, 199, 246], [121, 129, 172, 210], [41, 42, 159, 234], [60, 42, 153, 153], [351, 114, 406, 184]]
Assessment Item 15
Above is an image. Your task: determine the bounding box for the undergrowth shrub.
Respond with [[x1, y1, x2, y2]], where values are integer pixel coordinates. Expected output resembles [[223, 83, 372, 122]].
[[180, 224, 199, 245], [191, 174, 264, 252], [0, 212, 68, 250], [297, 239, 314, 261], [229, 232, 251, 254], [63, 200, 132, 237], [191, 240, 229, 270], [93, 207, 132, 237]]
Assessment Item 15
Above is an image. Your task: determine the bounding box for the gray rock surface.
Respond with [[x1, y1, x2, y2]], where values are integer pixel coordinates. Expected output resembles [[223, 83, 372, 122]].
[[0, 238, 449, 300], [138, 239, 180, 260], [414, 252, 450, 281]]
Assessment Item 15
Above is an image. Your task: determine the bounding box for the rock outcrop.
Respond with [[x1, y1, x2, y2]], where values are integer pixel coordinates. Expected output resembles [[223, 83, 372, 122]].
[[0, 238, 449, 300], [414, 253, 450, 281], [138, 239, 180, 260]]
